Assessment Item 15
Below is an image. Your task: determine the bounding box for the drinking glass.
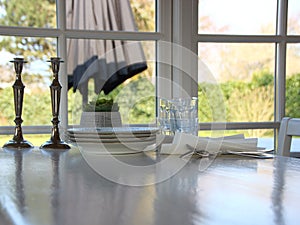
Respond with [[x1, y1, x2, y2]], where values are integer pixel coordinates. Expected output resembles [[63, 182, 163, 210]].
[[158, 97, 198, 136], [170, 97, 198, 135], [158, 98, 173, 135]]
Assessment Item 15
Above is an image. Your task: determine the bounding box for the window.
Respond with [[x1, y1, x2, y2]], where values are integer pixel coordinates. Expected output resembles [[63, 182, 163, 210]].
[[0, 0, 299, 149], [65, 0, 158, 126], [0, 0, 160, 146], [197, 0, 300, 149]]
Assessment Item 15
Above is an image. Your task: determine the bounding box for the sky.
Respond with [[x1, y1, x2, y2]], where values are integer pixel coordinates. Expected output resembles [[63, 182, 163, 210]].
[[199, 0, 300, 34]]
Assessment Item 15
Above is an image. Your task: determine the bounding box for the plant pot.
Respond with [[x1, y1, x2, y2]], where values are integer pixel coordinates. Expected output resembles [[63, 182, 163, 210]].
[[80, 111, 122, 127]]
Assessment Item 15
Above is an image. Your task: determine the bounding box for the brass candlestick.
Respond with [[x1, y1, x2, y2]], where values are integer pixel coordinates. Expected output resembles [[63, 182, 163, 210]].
[[3, 58, 33, 149], [40, 57, 70, 150]]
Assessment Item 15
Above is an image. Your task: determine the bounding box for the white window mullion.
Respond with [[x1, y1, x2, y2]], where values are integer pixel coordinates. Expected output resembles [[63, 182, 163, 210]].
[[275, 0, 288, 122], [172, 0, 198, 98], [157, 0, 173, 100], [57, 0, 68, 130]]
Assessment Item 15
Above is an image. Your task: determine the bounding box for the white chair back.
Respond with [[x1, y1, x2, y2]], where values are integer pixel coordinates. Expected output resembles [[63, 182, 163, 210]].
[[277, 117, 300, 157]]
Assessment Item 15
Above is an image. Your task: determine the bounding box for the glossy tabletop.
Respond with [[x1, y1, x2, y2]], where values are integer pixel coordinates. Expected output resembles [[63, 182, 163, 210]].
[[0, 146, 300, 225]]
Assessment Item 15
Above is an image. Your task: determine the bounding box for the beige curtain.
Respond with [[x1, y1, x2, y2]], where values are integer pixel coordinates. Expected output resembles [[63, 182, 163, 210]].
[[66, 0, 147, 97]]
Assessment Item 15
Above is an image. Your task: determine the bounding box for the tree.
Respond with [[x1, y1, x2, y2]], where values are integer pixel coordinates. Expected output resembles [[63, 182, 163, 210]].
[[129, 0, 155, 82], [130, 0, 155, 32], [286, 73, 300, 118], [0, 0, 157, 61], [0, 0, 56, 60], [198, 13, 300, 82]]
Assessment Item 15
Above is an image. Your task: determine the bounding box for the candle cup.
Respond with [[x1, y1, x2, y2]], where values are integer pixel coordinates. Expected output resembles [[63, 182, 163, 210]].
[[40, 57, 70, 150], [3, 58, 33, 150]]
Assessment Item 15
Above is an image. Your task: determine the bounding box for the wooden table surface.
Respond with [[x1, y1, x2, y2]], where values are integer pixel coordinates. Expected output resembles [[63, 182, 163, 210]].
[[0, 146, 300, 225]]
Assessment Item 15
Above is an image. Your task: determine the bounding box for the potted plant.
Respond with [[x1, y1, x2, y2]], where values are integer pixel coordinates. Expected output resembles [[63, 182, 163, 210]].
[[80, 96, 122, 127]]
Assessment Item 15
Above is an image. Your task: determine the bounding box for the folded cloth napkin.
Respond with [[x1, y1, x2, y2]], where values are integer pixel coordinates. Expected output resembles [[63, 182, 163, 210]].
[[160, 132, 265, 155]]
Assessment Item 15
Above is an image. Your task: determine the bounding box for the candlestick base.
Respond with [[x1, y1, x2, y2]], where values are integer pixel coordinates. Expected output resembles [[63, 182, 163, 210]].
[[3, 139, 34, 149], [40, 139, 71, 150]]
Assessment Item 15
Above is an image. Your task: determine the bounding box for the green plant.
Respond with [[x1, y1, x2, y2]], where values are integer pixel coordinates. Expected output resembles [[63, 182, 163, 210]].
[[83, 96, 119, 112]]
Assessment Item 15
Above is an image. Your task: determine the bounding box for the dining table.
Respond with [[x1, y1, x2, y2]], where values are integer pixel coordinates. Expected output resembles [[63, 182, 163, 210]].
[[0, 144, 300, 225]]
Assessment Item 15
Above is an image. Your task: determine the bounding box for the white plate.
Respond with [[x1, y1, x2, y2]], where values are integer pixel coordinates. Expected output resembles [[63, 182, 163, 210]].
[[68, 136, 156, 143], [67, 132, 157, 140], [68, 127, 160, 136], [74, 139, 157, 153]]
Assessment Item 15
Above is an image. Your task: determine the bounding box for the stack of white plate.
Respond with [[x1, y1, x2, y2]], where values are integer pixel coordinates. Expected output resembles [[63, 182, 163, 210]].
[[67, 127, 160, 154]]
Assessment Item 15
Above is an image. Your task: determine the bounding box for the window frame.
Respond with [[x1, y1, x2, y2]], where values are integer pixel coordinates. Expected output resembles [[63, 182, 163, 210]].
[[0, 0, 298, 140], [0, 0, 165, 135], [196, 0, 298, 135]]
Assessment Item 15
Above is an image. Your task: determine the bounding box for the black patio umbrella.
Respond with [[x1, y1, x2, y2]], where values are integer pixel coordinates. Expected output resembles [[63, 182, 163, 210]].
[[66, 0, 148, 100]]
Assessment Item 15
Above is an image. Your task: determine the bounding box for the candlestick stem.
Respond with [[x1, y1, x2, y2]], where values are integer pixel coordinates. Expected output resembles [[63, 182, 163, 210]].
[[3, 58, 33, 149], [40, 57, 70, 150]]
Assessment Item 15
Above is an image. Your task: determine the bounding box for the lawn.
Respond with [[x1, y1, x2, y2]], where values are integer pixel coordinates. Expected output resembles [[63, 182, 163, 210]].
[[0, 134, 51, 147]]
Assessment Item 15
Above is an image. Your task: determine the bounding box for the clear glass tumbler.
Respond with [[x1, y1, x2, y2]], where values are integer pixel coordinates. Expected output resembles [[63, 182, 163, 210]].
[[170, 97, 198, 136]]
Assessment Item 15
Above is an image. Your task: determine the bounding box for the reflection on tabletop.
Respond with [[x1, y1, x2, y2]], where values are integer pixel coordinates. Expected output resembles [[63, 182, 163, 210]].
[[0, 147, 299, 225]]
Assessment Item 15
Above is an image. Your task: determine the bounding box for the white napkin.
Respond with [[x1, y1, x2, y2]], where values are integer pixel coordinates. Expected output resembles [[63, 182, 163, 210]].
[[160, 132, 198, 155], [160, 132, 264, 155]]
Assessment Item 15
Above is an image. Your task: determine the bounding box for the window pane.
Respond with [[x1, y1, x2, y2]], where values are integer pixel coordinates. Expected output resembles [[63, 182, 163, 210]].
[[198, 43, 275, 122], [0, 36, 57, 126], [0, 0, 56, 28], [285, 44, 300, 118], [67, 39, 156, 125], [291, 138, 300, 153], [288, 0, 300, 35], [66, 0, 156, 32], [198, 0, 277, 35]]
